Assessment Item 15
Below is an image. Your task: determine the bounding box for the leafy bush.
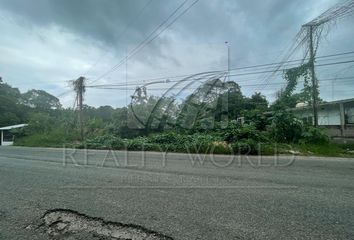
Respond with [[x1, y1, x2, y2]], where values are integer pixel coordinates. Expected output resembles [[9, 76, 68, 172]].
[[148, 132, 189, 145], [243, 109, 269, 131], [210, 141, 232, 154], [146, 132, 227, 153], [15, 129, 76, 147], [25, 113, 55, 134], [85, 135, 125, 149], [270, 110, 303, 143], [109, 136, 126, 149], [125, 137, 148, 151], [230, 139, 259, 154], [223, 121, 269, 143], [184, 134, 219, 153], [301, 127, 329, 144]]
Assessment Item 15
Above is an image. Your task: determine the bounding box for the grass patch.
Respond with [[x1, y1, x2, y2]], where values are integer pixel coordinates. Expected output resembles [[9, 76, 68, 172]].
[[15, 131, 77, 148], [293, 143, 354, 157], [14, 132, 354, 158]]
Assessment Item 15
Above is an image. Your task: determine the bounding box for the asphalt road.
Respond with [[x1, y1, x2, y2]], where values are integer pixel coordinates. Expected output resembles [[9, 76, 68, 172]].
[[1, 146, 354, 239]]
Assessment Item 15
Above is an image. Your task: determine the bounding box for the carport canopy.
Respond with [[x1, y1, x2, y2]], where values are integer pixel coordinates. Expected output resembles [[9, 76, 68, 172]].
[[0, 124, 28, 131], [0, 124, 28, 145]]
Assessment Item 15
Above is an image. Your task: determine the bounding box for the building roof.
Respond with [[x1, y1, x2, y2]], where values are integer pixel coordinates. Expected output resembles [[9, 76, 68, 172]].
[[0, 124, 28, 130], [292, 98, 354, 111], [321, 98, 354, 106]]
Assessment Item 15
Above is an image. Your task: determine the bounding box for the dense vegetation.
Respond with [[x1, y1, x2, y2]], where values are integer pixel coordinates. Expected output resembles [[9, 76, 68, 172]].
[[1, 77, 352, 156]]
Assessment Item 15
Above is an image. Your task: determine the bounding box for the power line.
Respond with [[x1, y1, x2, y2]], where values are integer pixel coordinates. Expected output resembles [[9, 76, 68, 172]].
[[316, 59, 354, 67], [87, 75, 354, 91], [259, 0, 354, 92], [90, 0, 190, 83], [56, 90, 73, 98], [86, 51, 354, 88], [82, 0, 154, 76], [59, 51, 354, 98], [90, 0, 200, 84], [86, 60, 347, 89], [228, 59, 354, 78], [92, 50, 354, 87], [304, 0, 354, 26]]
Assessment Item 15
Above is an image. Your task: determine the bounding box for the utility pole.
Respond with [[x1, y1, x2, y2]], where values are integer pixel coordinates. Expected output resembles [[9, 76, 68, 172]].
[[298, 0, 354, 126], [125, 49, 128, 107], [308, 25, 319, 127], [225, 41, 230, 81], [73, 76, 86, 140]]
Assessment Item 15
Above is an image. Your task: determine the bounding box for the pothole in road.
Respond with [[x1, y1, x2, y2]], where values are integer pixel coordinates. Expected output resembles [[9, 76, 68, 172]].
[[39, 209, 173, 240]]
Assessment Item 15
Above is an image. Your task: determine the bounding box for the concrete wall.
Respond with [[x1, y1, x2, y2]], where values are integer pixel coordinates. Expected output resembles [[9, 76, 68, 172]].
[[323, 125, 354, 138], [318, 105, 341, 125], [293, 105, 341, 126], [346, 106, 354, 124], [292, 103, 354, 138]]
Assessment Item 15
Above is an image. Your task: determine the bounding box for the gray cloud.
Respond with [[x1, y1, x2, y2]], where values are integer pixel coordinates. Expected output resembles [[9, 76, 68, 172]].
[[0, 0, 345, 62], [0, 0, 353, 107], [0, 0, 176, 50]]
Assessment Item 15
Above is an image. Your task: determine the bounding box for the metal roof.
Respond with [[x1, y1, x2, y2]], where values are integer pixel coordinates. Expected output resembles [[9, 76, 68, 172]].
[[0, 124, 28, 130]]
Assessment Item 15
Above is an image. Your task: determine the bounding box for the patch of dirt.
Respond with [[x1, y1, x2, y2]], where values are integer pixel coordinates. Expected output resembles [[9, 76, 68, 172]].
[[38, 209, 173, 240]]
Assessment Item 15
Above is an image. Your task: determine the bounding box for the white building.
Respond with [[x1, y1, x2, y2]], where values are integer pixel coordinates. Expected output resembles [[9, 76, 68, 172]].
[[292, 98, 354, 138], [0, 124, 28, 146]]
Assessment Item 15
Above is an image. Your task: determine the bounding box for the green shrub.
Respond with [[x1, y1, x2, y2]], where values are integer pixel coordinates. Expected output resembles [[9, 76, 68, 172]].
[[15, 129, 76, 147], [230, 139, 259, 154], [270, 110, 303, 143], [146, 132, 225, 153], [301, 127, 329, 144], [210, 141, 232, 154], [109, 136, 125, 149], [85, 135, 125, 149], [125, 137, 148, 151], [243, 109, 269, 131], [258, 143, 277, 155], [148, 132, 189, 145], [223, 122, 269, 143], [184, 134, 219, 153]]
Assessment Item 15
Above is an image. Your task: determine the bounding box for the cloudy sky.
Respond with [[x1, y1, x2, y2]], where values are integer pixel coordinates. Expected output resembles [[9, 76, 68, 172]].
[[1, 0, 353, 107]]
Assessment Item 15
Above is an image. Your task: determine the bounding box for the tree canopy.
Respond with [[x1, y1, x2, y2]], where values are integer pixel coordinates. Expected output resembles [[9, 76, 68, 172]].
[[20, 89, 62, 110]]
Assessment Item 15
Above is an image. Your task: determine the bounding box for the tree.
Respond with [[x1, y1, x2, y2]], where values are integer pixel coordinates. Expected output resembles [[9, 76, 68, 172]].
[[21, 89, 61, 110], [0, 80, 25, 126], [25, 112, 55, 134], [249, 92, 268, 110], [271, 110, 303, 143], [214, 81, 244, 122]]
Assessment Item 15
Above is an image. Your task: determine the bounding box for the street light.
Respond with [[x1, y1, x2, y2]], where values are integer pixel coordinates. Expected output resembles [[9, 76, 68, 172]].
[[225, 41, 230, 81]]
